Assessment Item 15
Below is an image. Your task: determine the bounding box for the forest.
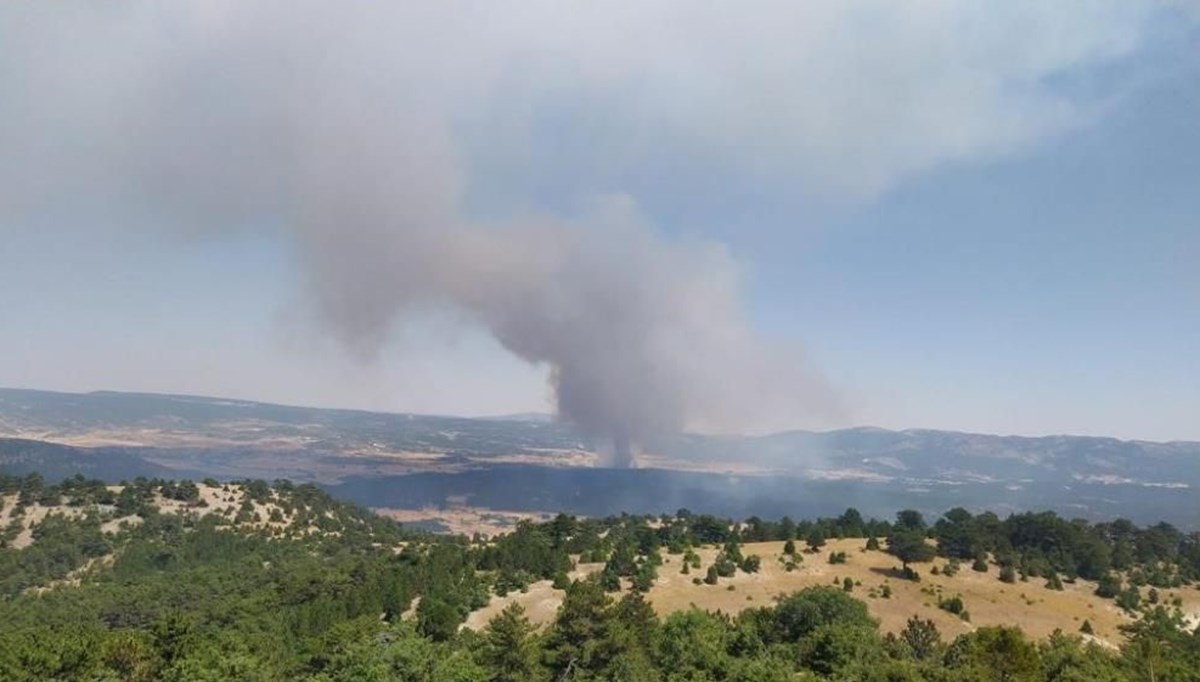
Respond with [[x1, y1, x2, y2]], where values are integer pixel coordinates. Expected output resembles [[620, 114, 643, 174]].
[[0, 472, 1198, 680]]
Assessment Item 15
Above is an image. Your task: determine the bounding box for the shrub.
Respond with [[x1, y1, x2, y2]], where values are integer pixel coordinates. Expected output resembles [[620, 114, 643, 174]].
[[740, 555, 762, 574], [1115, 587, 1141, 612], [938, 595, 965, 615], [1095, 574, 1121, 599]]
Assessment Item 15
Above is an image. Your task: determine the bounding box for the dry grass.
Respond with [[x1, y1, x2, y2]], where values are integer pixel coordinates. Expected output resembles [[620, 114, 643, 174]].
[[463, 538, 1200, 647], [463, 560, 605, 631], [649, 539, 1200, 646]]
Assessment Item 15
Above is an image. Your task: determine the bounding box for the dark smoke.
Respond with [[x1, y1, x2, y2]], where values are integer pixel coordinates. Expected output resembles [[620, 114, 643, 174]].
[[0, 2, 843, 463]]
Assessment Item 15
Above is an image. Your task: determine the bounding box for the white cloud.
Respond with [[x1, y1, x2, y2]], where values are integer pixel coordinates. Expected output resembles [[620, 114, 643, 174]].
[[0, 1, 1185, 210]]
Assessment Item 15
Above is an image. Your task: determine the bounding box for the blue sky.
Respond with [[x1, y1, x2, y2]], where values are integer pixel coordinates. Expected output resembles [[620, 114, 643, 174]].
[[1, 2, 1198, 440]]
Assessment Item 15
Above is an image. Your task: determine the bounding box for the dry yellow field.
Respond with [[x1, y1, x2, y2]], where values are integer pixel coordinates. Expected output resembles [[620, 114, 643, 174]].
[[466, 538, 1200, 647]]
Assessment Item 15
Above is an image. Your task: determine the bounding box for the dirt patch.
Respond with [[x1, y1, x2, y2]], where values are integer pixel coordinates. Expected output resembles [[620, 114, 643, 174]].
[[376, 507, 557, 537]]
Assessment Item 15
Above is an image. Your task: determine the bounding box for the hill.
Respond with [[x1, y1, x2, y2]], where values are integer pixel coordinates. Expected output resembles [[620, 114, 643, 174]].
[[1, 472, 1199, 680], [3, 387, 1200, 525]]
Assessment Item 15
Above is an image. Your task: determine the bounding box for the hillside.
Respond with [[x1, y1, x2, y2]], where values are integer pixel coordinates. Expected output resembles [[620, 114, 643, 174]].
[[470, 537, 1200, 647], [1, 472, 1199, 680], [3, 388, 1200, 525]]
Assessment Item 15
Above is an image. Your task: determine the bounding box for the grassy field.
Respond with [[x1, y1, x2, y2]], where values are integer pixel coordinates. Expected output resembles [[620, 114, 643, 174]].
[[466, 538, 1200, 646]]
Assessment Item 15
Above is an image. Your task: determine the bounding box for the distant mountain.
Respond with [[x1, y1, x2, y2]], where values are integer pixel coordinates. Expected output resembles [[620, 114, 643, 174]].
[[2, 387, 1198, 525], [0, 438, 180, 482]]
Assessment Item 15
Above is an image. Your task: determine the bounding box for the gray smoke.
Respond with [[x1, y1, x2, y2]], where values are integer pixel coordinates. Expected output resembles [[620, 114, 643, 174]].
[[0, 2, 853, 461]]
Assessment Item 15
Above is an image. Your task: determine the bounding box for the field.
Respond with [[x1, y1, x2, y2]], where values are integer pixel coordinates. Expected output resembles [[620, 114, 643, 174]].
[[466, 538, 1200, 646]]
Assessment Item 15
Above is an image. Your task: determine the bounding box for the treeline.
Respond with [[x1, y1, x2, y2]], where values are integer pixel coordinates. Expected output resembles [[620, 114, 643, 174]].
[[468, 506, 1200, 607], [4, 577, 1198, 681]]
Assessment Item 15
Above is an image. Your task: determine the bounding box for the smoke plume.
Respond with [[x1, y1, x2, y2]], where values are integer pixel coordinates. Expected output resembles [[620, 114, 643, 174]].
[[0, 2, 849, 462]]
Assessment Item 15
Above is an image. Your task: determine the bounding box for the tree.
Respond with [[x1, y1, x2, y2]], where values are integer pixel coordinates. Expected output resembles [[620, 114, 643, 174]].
[[838, 508, 866, 537], [887, 531, 935, 571], [806, 527, 827, 552], [766, 587, 875, 643], [887, 510, 935, 571], [480, 604, 544, 682], [933, 507, 980, 559], [779, 516, 797, 541], [897, 617, 942, 661], [999, 565, 1016, 583], [946, 626, 1041, 682], [417, 596, 460, 642], [1095, 573, 1121, 599], [545, 578, 614, 675]]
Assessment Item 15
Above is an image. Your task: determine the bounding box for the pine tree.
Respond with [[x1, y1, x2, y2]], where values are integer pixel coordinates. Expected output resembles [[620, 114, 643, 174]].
[[482, 603, 544, 682]]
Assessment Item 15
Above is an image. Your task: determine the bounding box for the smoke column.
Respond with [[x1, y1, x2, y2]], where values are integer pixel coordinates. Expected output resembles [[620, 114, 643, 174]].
[[0, 2, 841, 463]]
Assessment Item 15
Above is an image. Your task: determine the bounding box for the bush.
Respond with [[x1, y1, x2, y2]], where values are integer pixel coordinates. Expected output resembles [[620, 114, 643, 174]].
[[704, 565, 719, 585], [1095, 574, 1121, 599], [999, 565, 1016, 584], [842, 577, 854, 592], [972, 556, 989, 572], [938, 595, 965, 615], [828, 551, 847, 565], [1115, 587, 1141, 612], [552, 571, 571, 590], [714, 555, 737, 578]]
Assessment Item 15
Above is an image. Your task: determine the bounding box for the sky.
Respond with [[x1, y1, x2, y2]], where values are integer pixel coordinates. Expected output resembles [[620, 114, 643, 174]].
[[1, 2, 1198, 441]]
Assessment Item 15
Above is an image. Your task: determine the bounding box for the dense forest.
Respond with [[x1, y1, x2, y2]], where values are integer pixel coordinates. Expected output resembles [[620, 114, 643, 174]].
[[0, 472, 1198, 680]]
